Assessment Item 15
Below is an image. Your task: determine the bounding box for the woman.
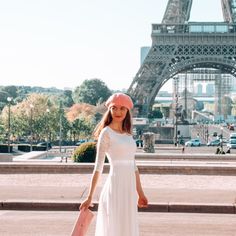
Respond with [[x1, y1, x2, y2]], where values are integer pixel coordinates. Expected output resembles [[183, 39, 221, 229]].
[[80, 93, 148, 236]]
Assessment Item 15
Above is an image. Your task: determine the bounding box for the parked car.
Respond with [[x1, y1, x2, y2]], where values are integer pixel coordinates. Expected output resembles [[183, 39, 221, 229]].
[[75, 139, 86, 146], [36, 142, 52, 149], [226, 139, 236, 149], [207, 139, 220, 146], [230, 133, 236, 139], [185, 139, 201, 147]]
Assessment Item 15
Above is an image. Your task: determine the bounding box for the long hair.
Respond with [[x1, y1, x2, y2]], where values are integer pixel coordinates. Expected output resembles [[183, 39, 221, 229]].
[[93, 109, 132, 139]]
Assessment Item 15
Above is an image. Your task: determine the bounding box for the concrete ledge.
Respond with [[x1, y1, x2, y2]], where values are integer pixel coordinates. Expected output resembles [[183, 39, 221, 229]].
[[0, 201, 235, 214], [169, 203, 235, 214], [1, 162, 236, 175], [135, 153, 236, 161], [0, 154, 13, 162]]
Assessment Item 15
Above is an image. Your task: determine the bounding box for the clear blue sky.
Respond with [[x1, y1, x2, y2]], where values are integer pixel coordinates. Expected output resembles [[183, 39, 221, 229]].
[[0, 0, 223, 91]]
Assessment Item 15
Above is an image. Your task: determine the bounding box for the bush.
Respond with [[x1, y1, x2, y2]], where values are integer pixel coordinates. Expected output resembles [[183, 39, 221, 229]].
[[0, 144, 13, 153], [33, 146, 47, 151], [18, 144, 47, 152], [73, 142, 97, 163], [73, 142, 109, 163], [18, 144, 31, 152]]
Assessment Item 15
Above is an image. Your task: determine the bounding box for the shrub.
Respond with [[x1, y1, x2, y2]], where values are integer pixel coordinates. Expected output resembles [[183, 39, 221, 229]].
[[18, 145, 47, 152], [18, 144, 31, 152], [73, 142, 109, 163], [73, 142, 97, 163], [0, 144, 12, 153]]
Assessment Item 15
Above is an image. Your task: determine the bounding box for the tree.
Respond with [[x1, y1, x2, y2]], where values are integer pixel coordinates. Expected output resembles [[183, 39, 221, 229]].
[[73, 79, 111, 105], [0, 93, 65, 143], [66, 103, 96, 122], [60, 90, 74, 107], [70, 118, 94, 144], [2, 86, 18, 98], [147, 109, 163, 119]]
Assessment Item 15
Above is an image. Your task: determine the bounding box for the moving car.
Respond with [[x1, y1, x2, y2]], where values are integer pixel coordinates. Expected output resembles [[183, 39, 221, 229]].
[[207, 139, 220, 146], [185, 139, 201, 147], [226, 139, 236, 149]]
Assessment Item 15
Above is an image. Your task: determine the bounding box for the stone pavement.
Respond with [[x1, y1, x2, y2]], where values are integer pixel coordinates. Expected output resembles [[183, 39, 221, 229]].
[[0, 173, 236, 213], [1, 159, 236, 235], [0, 211, 236, 236]]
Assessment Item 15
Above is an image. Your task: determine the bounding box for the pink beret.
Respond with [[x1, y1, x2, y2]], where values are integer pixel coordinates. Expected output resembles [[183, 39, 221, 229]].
[[105, 93, 133, 110]]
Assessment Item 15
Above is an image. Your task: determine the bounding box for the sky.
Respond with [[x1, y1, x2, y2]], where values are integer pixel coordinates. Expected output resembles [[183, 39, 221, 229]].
[[0, 0, 223, 91]]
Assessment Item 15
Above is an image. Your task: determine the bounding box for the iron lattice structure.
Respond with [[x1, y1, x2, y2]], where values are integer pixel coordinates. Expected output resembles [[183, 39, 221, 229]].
[[128, 0, 236, 116]]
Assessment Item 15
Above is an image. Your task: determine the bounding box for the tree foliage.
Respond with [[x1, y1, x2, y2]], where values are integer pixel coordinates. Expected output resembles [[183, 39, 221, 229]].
[[148, 109, 163, 119], [73, 79, 111, 105]]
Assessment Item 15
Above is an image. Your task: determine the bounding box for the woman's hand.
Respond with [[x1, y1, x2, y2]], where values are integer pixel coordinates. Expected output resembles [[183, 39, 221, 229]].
[[138, 194, 148, 208], [79, 196, 93, 210]]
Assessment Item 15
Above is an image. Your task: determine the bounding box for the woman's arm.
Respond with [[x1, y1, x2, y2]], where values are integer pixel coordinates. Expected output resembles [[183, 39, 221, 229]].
[[80, 129, 110, 210], [79, 170, 100, 210], [135, 170, 148, 208]]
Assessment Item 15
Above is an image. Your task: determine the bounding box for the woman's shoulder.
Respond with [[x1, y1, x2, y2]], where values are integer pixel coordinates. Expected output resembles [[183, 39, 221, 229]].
[[99, 126, 110, 137]]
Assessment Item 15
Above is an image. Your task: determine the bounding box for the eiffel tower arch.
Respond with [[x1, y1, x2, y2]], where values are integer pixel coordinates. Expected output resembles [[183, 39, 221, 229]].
[[128, 0, 236, 116]]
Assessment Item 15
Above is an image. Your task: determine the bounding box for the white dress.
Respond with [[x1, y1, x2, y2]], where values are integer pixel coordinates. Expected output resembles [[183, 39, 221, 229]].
[[94, 126, 139, 236]]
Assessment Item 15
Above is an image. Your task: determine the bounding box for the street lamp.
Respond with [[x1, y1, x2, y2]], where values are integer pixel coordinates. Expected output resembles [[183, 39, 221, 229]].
[[173, 77, 179, 146], [46, 108, 50, 152], [58, 102, 63, 154], [7, 97, 12, 153], [205, 124, 209, 143], [220, 126, 224, 152], [29, 104, 34, 152]]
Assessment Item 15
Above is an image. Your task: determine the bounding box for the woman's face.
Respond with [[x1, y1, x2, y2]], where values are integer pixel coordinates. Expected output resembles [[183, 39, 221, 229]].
[[110, 105, 128, 123]]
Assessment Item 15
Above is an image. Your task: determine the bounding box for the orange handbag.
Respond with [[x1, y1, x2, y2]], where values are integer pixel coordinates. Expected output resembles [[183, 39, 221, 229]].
[[71, 208, 94, 236]]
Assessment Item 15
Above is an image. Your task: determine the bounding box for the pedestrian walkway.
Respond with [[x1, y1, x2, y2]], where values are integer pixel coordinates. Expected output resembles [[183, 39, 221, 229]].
[[0, 173, 236, 213], [0, 211, 235, 236]]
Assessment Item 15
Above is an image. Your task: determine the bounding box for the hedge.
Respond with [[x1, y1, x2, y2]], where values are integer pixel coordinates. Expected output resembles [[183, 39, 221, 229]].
[[73, 142, 109, 163], [0, 145, 13, 153]]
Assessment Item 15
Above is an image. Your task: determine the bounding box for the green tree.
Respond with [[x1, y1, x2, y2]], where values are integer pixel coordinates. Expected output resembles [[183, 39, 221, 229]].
[[70, 118, 94, 144], [148, 109, 163, 119], [61, 90, 74, 107], [2, 86, 18, 99], [73, 79, 111, 105]]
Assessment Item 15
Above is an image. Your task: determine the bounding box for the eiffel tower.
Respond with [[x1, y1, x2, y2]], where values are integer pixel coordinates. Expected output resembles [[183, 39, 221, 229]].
[[128, 0, 236, 116]]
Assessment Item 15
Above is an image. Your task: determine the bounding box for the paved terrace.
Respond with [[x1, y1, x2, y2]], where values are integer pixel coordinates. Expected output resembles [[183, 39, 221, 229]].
[[1, 211, 236, 236], [1, 150, 236, 235]]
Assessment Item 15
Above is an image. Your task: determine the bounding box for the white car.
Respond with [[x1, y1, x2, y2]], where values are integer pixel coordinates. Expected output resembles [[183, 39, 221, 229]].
[[230, 133, 236, 139], [227, 139, 236, 149], [185, 139, 201, 147]]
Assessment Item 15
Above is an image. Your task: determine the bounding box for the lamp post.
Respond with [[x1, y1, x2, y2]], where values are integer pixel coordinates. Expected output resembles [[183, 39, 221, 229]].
[[206, 124, 209, 143], [220, 126, 223, 152], [59, 102, 63, 154], [173, 77, 179, 146], [7, 97, 12, 153], [46, 108, 50, 153], [29, 104, 34, 152]]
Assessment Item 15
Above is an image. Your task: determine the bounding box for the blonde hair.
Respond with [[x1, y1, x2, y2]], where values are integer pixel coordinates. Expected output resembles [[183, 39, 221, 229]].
[[93, 109, 132, 139]]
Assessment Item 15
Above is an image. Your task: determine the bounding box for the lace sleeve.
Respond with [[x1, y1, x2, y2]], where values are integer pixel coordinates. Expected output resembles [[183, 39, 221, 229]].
[[134, 160, 138, 172], [94, 129, 110, 173]]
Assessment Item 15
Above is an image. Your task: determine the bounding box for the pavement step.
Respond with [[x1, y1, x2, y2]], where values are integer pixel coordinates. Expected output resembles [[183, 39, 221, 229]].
[[0, 201, 235, 214], [1, 162, 236, 175]]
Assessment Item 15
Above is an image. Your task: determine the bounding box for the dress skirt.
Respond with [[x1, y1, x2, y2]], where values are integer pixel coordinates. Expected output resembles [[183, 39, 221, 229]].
[[95, 160, 139, 236]]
